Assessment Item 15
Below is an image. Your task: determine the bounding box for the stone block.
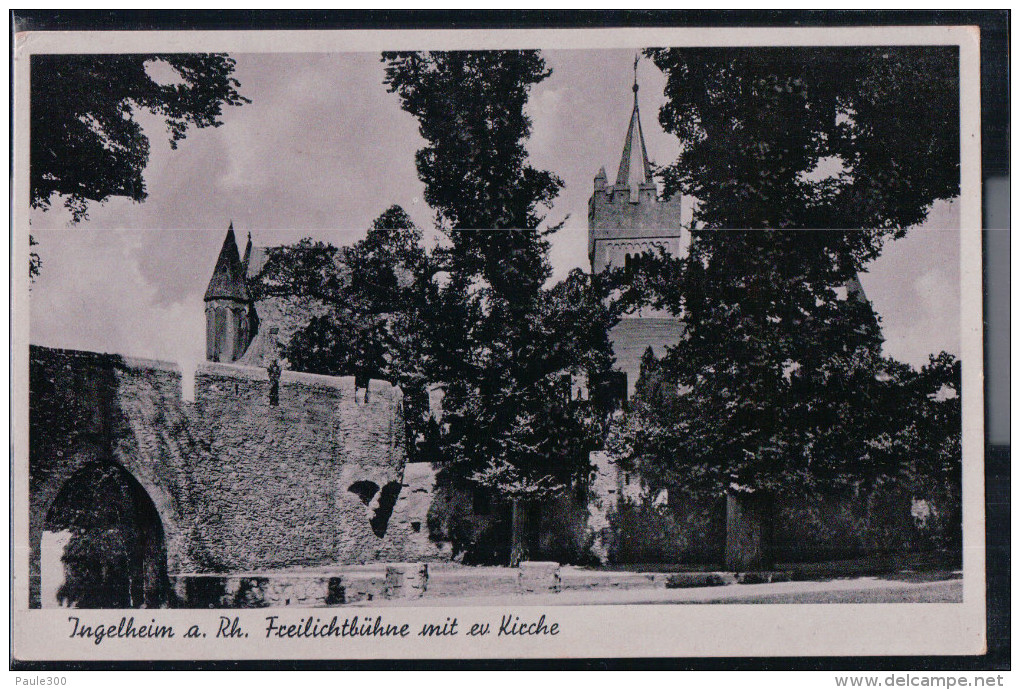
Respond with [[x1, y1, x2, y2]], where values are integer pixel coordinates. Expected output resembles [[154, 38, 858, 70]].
[[518, 561, 561, 594], [384, 563, 428, 599]]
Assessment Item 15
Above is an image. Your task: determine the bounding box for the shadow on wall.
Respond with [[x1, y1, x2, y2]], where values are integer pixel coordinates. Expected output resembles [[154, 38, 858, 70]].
[[349, 480, 402, 538]]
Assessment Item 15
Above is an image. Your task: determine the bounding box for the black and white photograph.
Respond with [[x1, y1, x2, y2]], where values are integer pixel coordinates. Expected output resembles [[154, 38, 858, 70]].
[[12, 20, 990, 664]]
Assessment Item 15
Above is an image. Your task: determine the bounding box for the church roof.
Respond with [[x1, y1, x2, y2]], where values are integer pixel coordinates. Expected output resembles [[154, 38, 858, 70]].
[[204, 224, 252, 302], [245, 245, 269, 280], [615, 71, 654, 189]]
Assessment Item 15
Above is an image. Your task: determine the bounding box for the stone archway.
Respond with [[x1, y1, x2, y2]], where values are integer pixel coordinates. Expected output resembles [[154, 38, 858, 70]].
[[42, 462, 169, 608]]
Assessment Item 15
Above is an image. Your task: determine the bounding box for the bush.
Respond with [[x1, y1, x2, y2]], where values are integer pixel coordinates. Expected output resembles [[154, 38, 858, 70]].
[[607, 495, 724, 565]]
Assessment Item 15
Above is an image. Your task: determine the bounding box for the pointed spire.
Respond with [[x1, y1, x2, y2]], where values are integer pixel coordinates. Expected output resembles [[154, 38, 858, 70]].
[[204, 224, 251, 302], [615, 55, 654, 189]]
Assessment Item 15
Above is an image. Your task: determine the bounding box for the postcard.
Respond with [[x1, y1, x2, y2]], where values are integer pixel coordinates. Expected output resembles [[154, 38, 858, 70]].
[[11, 22, 985, 663]]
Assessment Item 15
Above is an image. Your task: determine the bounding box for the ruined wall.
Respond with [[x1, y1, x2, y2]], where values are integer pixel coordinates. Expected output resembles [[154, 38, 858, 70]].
[[29, 345, 448, 606], [29, 348, 193, 606], [377, 462, 452, 562], [188, 362, 410, 568], [252, 295, 332, 353]]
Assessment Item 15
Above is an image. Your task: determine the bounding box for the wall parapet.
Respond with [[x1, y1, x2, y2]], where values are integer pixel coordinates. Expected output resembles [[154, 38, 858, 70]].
[[30, 345, 181, 374], [197, 359, 402, 400]]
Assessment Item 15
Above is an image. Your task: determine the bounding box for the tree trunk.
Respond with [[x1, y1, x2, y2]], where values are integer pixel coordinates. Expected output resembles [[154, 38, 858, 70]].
[[509, 499, 528, 567], [724, 492, 774, 571]]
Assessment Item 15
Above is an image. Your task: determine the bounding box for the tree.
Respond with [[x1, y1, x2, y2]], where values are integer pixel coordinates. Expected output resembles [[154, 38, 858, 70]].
[[650, 46, 959, 232], [860, 352, 962, 500], [382, 50, 562, 297], [30, 53, 249, 223], [608, 47, 962, 569], [383, 50, 613, 564], [253, 204, 436, 395]]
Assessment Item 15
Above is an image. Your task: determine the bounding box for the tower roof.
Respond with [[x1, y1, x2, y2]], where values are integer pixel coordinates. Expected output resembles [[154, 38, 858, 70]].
[[615, 58, 654, 189], [204, 224, 252, 302]]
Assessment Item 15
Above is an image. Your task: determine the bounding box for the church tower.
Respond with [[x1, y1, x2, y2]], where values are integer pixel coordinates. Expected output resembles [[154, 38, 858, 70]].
[[589, 60, 687, 396], [204, 224, 258, 363]]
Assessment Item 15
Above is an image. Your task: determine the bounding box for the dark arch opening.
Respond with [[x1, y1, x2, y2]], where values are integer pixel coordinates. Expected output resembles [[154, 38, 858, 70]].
[[348, 480, 379, 507], [45, 462, 169, 608]]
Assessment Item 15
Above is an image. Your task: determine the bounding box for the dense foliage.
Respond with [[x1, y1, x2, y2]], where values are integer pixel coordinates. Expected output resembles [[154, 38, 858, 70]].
[[29, 53, 249, 279], [260, 48, 963, 566], [260, 51, 616, 563], [31, 53, 249, 223], [649, 46, 960, 231], [598, 48, 964, 566], [382, 51, 614, 525]]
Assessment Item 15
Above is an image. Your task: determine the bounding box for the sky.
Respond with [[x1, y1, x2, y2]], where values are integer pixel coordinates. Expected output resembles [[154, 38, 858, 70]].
[[28, 50, 960, 370]]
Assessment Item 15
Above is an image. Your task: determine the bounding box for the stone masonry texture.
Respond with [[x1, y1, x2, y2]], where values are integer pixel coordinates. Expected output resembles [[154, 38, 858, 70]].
[[29, 345, 447, 603]]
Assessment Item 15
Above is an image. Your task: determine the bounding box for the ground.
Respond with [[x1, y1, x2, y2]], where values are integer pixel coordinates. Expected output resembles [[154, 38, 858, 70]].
[[351, 567, 963, 607]]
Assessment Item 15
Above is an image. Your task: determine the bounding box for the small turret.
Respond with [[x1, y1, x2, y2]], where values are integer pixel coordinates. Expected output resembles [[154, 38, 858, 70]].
[[205, 223, 258, 363]]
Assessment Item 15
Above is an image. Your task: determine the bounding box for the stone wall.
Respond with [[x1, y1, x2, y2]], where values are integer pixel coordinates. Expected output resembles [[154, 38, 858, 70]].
[[599, 485, 960, 567], [587, 450, 960, 567], [171, 563, 427, 607], [377, 462, 452, 562], [29, 345, 448, 606], [252, 295, 332, 355]]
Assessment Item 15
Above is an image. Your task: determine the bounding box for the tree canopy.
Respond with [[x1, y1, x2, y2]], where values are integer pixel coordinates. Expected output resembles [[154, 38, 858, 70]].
[[253, 206, 433, 384], [30, 53, 249, 223], [381, 51, 610, 510], [608, 47, 963, 542], [649, 46, 960, 233], [386, 52, 617, 562], [382, 50, 563, 299]]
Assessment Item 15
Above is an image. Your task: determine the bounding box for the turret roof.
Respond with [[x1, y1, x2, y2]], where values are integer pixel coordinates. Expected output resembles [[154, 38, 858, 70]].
[[204, 224, 252, 302]]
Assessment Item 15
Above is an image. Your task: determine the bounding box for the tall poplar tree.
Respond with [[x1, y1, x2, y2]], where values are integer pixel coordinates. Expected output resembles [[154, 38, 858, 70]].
[[383, 50, 614, 564]]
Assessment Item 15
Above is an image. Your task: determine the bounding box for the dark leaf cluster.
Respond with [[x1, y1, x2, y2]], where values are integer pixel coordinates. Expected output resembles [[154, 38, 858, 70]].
[[31, 53, 249, 222]]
